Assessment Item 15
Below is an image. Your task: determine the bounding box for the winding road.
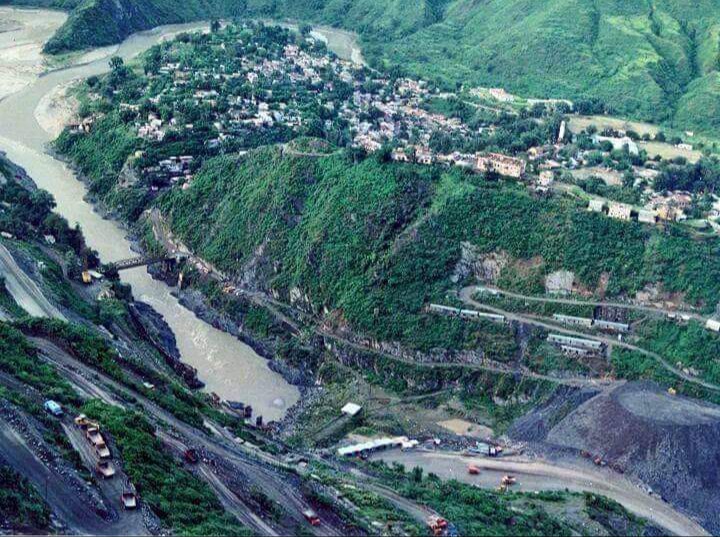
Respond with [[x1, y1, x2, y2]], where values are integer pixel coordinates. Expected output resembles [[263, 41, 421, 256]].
[[459, 286, 720, 393], [372, 449, 710, 537], [474, 285, 707, 322], [31, 337, 351, 537]]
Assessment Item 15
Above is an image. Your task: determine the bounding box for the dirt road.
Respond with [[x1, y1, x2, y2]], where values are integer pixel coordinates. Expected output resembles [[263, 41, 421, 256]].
[[62, 423, 149, 535], [0, 242, 65, 319], [32, 337, 351, 536], [0, 416, 142, 535], [459, 286, 720, 393], [320, 327, 613, 388], [472, 285, 707, 322], [373, 449, 709, 537]]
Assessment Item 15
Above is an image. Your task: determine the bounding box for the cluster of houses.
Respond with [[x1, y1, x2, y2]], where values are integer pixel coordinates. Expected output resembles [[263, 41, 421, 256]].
[[68, 23, 720, 238], [100, 28, 532, 187], [587, 195, 689, 225], [390, 147, 527, 178]]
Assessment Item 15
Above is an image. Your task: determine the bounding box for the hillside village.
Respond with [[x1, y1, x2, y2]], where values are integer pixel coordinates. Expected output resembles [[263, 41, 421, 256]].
[[6, 8, 720, 536], [60, 22, 720, 343], [66, 22, 720, 240]]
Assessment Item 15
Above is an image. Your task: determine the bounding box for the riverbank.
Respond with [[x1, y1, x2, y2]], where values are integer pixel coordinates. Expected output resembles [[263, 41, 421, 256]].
[[0, 8, 301, 422], [0, 7, 66, 101]]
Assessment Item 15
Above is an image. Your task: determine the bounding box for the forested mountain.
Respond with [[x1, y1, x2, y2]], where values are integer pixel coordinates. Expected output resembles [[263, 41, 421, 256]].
[[3, 0, 720, 132]]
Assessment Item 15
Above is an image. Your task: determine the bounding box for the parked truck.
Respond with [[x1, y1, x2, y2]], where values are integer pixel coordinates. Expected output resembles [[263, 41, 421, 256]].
[[96, 461, 116, 479], [86, 426, 104, 446], [121, 483, 138, 510], [302, 509, 320, 526], [95, 440, 111, 459]]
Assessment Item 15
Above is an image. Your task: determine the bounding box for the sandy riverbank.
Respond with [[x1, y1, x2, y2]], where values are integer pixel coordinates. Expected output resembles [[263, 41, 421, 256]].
[[0, 7, 66, 101], [35, 80, 79, 138]]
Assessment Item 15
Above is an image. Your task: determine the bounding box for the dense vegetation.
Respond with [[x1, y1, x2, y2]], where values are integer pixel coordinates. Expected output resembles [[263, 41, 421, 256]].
[[0, 322, 79, 404], [15, 0, 720, 133], [0, 465, 51, 532], [82, 401, 251, 536], [157, 148, 720, 352]]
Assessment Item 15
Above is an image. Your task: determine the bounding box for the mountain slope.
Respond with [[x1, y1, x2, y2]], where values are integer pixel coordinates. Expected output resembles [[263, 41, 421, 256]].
[[8, 0, 720, 132]]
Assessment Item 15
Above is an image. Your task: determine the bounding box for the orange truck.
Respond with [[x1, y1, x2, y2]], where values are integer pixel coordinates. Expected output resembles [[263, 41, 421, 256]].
[[302, 509, 320, 526], [428, 516, 448, 536]]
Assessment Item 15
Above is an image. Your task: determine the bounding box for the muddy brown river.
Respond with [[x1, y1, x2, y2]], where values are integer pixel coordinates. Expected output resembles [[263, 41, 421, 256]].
[[0, 8, 370, 421]]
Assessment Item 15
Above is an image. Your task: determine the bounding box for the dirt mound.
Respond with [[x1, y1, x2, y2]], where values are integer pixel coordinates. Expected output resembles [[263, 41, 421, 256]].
[[510, 381, 720, 533]]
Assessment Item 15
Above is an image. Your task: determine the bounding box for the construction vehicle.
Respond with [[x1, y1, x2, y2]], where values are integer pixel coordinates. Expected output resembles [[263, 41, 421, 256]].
[[74, 414, 90, 428], [427, 516, 448, 536], [467, 464, 480, 475], [95, 441, 111, 459], [121, 483, 138, 510], [183, 448, 199, 464], [302, 509, 320, 526], [501, 475, 516, 486], [86, 426, 104, 446], [96, 461, 116, 479], [76, 416, 100, 430]]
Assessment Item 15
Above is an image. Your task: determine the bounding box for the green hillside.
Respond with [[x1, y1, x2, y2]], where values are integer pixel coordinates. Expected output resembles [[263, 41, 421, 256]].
[[158, 147, 720, 348], [8, 0, 720, 132]]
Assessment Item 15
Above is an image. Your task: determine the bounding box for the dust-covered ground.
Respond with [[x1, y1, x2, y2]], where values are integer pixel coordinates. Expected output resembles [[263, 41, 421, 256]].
[[0, 8, 66, 101], [34, 80, 78, 138], [510, 381, 720, 534]]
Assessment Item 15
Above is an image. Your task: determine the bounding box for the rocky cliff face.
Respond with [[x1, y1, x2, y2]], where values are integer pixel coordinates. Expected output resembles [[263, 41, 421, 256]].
[[511, 381, 720, 533]]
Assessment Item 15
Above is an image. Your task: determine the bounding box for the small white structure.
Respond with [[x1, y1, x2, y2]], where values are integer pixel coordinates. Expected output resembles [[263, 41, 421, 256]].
[[608, 202, 633, 221], [706, 319, 720, 333], [341, 403, 362, 417], [638, 209, 657, 225], [557, 120, 566, 143], [588, 199, 606, 213], [337, 436, 415, 457]]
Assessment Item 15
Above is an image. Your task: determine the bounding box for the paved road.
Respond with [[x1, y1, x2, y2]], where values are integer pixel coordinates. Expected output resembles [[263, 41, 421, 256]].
[[0, 243, 65, 319], [373, 449, 709, 537], [458, 287, 720, 393]]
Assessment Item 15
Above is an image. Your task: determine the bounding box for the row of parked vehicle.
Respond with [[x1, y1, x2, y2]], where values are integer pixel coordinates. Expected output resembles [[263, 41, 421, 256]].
[[74, 414, 137, 509]]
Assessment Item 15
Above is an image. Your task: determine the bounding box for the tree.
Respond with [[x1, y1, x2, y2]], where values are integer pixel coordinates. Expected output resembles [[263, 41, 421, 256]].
[[109, 56, 124, 72], [210, 20, 221, 33]]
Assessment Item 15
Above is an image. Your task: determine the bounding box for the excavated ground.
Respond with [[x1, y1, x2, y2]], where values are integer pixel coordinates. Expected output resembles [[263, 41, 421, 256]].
[[510, 381, 720, 534]]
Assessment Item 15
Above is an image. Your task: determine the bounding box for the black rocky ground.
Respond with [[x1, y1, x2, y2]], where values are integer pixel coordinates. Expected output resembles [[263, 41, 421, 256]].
[[510, 381, 720, 534]]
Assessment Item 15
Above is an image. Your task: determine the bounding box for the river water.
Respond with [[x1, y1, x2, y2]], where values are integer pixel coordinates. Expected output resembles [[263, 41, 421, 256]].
[[0, 10, 368, 422]]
